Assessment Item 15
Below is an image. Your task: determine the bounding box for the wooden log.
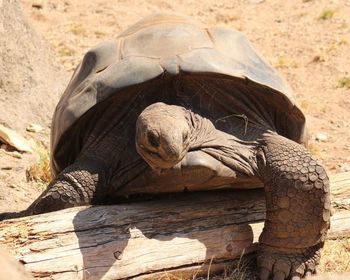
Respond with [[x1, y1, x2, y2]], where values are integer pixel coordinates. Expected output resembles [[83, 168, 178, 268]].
[[0, 172, 349, 280], [330, 172, 350, 210]]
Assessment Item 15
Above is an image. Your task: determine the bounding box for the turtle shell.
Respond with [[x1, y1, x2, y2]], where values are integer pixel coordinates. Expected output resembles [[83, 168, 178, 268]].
[[50, 13, 306, 176]]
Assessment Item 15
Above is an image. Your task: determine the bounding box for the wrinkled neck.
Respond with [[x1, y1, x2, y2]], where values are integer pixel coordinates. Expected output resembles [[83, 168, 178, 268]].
[[187, 110, 218, 150]]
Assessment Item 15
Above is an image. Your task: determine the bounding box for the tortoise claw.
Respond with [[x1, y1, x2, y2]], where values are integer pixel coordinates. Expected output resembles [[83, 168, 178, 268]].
[[257, 244, 321, 279]]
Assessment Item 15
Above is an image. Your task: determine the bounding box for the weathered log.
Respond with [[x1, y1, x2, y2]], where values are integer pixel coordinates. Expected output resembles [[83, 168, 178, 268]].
[[0, 172, 349, 279], [330, 171, 350, 209]]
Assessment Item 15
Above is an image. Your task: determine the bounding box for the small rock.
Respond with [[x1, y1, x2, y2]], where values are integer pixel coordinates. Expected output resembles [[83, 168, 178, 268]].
[[1, 166, 12, 170], [10, 151, 22, 159], [315, 133, 329, 142], [2, 149, 23, 159], [0, 124, 33, 153], [26, 123, 44, 133], [340, 163, 350, 172], [32, 1, 44, 9]]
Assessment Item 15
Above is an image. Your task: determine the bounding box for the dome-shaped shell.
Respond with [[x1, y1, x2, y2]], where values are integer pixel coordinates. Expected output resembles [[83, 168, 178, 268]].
[[50, 13, 306, 176]]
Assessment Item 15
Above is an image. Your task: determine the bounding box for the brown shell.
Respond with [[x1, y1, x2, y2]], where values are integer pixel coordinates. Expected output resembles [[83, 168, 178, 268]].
[[50, 13, 306, 176]]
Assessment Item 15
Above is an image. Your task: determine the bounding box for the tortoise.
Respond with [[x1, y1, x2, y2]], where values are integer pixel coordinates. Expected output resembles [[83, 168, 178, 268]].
[[12, 13, 332, 280]]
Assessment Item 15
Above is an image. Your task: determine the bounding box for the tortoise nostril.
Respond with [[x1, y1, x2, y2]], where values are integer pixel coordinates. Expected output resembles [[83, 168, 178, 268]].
[[148, 132, 160, 148]]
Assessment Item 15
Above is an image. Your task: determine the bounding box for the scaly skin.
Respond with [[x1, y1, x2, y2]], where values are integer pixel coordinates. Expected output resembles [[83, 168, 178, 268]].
[[5, 158, 108, 218], [256, 133, 330, 280], [33, 158, 109, 215]]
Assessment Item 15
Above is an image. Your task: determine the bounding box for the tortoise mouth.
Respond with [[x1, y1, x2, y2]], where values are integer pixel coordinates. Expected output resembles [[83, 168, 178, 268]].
[[135, 102, 191, 171], [136, 142, 188, 171]]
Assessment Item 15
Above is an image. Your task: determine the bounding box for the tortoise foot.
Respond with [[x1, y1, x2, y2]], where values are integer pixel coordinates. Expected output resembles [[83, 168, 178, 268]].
[[257, 244, 321, 280]]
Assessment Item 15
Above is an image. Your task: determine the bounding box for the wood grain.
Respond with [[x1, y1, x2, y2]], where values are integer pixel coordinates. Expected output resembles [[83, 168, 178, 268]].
[[0, 172, 349, 279]]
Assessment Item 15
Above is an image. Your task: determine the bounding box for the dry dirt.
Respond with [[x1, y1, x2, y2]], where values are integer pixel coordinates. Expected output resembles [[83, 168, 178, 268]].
[[0, 0, 349, 277]]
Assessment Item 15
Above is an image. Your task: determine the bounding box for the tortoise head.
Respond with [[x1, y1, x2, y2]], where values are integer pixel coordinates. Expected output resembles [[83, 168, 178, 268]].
[[136, 102, 191, 171]]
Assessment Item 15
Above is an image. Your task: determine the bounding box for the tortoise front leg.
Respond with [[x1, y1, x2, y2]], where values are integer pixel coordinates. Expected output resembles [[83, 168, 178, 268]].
[[25, 158, 109, 215], [256, 133, 330, 280], [0, 158, 109, 219]]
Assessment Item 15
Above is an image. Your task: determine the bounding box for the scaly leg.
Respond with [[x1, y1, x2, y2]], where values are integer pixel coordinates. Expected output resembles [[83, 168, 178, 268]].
[[0, 158, 108, 219], [256, 133, 330, 280]]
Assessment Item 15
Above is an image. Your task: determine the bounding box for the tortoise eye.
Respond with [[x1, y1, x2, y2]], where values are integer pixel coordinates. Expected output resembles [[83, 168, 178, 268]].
[[148, 132, 160, 148]]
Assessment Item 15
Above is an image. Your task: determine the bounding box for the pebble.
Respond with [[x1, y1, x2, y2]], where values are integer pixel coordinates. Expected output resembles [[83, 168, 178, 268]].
[[340, 163, 350, 172], [1, 148, 22, 159], [0, 124, 33, 153], [26, 123, 44, 133], [32, 1, 44, 9], [1, 166, 12, 170], [315, 133, 329, 142], [10, 151, 22, 159]]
